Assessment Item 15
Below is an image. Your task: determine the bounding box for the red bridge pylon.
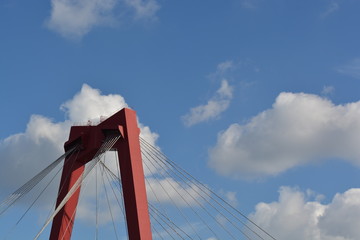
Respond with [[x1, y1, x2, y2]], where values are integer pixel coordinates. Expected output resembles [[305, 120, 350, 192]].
[[49, 108, 152, 240]]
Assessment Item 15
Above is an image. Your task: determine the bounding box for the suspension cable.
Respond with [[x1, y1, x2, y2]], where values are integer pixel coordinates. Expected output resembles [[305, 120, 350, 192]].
[[149, 203, 193, 239], [148, 204, 186, 240], [2, 148, 81, 240], [142, 154, 201, 240], [140, 137, 277, 240], [0, 146, 78, 217], [99, 156, 119, 240], [59, 162, 95, 240], [43, 148, 82, 229], [141, 143, 253, 240], [101, 162, 187, 240], [99, 161, 126, 219], [34, 135, 120, 240], [149, 209, 176, 240], [142, 146, 235, 239]]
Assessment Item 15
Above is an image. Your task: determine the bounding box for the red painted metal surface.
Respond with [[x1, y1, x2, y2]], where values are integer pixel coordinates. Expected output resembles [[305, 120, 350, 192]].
[[114, 109, 152, 240], [49, 108, 152, 240]]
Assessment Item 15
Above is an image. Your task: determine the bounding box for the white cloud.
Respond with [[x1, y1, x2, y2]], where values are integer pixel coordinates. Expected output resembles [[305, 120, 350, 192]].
[[217, 61, 234, 73], [225, 191, 238, 207], [218, 189, 238, 208], [45, 0, 118, 40], [124, 0, 160, 20], [45, 0, 160, 40], [182, 80, 234, 127], [321, 85, 335, 95], [321, 1, 339, 18], [61, 84, 128, 123], [337, 58, 360, 79], [0, 116, 71, 192], [250, 187, 360, 240], [241, 0, 259, 9], [208, 60, 236, 81], [318, 189, 360, 239], [209, 92, 360, 179]]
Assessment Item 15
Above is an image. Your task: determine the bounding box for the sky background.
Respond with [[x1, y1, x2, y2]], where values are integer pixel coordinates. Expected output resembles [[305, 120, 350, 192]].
[[1, 0, 360, 239]]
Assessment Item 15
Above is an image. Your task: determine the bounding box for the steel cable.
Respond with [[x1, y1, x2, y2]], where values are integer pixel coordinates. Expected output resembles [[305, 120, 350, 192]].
[[99, 157, 119, 240], [141, 145, 238, 240], [142, 154, 200, 240], [0, 146, 78, 216], [34, 134, 120, 240], [141, 143, 253, 240], [140, 137, 277, 240]]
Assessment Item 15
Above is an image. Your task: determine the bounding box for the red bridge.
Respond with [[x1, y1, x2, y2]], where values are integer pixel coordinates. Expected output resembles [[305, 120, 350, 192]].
[[0, 108, 277, 240]]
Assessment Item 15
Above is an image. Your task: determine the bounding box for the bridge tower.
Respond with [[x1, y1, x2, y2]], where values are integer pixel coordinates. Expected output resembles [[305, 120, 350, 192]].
[[49, 108, 152, 240]]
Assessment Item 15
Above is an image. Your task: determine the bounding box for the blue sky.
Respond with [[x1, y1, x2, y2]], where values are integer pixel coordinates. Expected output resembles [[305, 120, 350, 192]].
[[1, 0, 360, 239]]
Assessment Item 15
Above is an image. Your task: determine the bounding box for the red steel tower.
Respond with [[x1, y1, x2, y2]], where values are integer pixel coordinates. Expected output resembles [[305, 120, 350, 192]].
[[49, 108, 152, 240]]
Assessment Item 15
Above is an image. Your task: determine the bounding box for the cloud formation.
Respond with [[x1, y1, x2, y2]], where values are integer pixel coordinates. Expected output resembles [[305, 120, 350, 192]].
[[216, 60, 234, 73], [46, 0, 118, 40], [250, 187, 360, 240], [182, 80, 233, 127], [0, 116, 71, 193], [240, 0, 259, 9], [45, 0, 160, 40], [337, 58, 360, 79], [321, 85, 335, 95], [61, 84, 128, 123], [321, 1, 339, 18], [124, 0, 160, 20], [0, 84, 157, 198], [209, 92, 360, 179]]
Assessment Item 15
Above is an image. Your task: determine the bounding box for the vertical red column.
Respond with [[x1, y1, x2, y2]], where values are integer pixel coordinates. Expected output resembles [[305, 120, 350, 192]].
[[115, 108, 152, 240], [49, 156, 85, 240]]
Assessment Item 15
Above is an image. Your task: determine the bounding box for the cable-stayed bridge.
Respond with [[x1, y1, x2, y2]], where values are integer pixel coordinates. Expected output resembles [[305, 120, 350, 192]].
[[0, 108, 277, 240]]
